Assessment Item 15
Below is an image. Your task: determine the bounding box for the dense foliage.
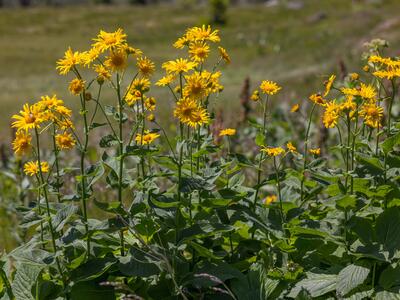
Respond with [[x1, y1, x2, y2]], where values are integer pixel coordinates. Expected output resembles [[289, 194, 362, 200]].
[[1, 27, 400, 300]]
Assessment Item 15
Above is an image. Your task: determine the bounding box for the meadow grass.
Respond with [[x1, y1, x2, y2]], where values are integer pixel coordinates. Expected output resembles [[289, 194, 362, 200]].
[[0, 0, 399, 140]]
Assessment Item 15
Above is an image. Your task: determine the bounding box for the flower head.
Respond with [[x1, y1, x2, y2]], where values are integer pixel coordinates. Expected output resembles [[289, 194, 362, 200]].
[[260, 80, 281, 95], [12, 103, 43, 132], [219, 128, 236, 136], [156, 74, 175, 86], [309, 94, 326, 105], [265, 195, 277, 205], [105, 50, 128, 72], [92, 28, 127, 53], [56, 47, 84, 75], [360, 102, 383, 128], [286, 142, 297, 154], [69, 78, 85, 95], [218, 46, 231, 64], [137, 56, 155, 77], [290, 104, 300, 113], [135, 130, 160, 145], [55, 132, 76, 150], [261, 146, 285, 157], [309, 148, 321, 156], [162, 58, 197, 75], [189, 42, 210, 62], [12, 131, 32, 156], [24, 161, 49, 177], [322, 101, 341, 128], [323, 75, 336, 97]]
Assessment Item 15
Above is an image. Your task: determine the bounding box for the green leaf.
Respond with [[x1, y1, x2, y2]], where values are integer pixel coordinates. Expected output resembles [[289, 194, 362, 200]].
[[118, 249, 159, 277], [70, 280, 115, 300], [336, 195, 357, 211], [255, 132, 265, 147], [99, 134, 118, 148], [70, 258, 117, 282], [376, 207, 400, 253], [375, 289, 400, 300], [11, 263, 43, 300], [288, 273, 337, 298], [189, 241, 222, 260], [381, 132, 400, 154], [379, 263, 400, 290], [336, 263, 370, 296]]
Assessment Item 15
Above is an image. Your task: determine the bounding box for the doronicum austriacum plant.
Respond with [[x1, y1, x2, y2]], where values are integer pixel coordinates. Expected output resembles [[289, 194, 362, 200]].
[[1, 27, 400, 299]]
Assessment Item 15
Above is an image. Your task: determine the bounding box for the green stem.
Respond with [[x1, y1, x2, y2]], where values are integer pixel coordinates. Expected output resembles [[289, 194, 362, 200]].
[[34, 128, 65, 284], [79, 94, 91, 258], [387, 79, 396, 136], [51, 125, 62, 203], [300, 103, 316, 203], [116, 73, 125, 256], [274, 157, 285, 226]]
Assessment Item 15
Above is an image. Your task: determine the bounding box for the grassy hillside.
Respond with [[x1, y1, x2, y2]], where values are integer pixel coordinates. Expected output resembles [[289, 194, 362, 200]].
[[0, 0, 399, 139]]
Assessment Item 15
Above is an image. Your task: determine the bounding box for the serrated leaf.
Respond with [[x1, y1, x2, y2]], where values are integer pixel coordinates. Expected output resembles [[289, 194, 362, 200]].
[[376, 207, 400, 254]]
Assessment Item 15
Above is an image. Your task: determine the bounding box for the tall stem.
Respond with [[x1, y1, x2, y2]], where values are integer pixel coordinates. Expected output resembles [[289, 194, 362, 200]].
[[79, 94, 90, 258], [273, 157, 285, 227], [387, 80, 396, 136], [116, 73, 125, 256], [300, 103, 316, 203], [51, 125, 62, 203], [34, 128, 64, 282]]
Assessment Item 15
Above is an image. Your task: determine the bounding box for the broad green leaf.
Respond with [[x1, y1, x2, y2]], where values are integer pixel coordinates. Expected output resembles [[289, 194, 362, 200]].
[[379, 263, 400, 290], [376, 207, 400, 253], [70, 280, 115, 300], [288, 273, 337, 298], [99, 134, 118, 148], [70, 258, 117, 282], [336, 263, 370, 296], [336, 195, 357, 210], [381, 132, 400, 154], [11, 263, 43, 300], [119, 249, 159, 277]]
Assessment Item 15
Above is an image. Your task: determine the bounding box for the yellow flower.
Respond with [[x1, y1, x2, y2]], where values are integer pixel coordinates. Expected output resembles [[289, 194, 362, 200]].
[[162, 58, 197, 74], [360, 102, 383, 128], [156, 74, 175, 86], [340, 96, 357, 115], [130, 78, 151, 94], [147, 113, 155, 122], [187, 25, 220, 43], [359, 83, 376, 100], [286, 142, 297, 154], [56, 47, 84, 75], [341, 87, 359, 96], [201, 70, 223, 93], [24, 161, 49, 177], [323, 75, 335, 97], [12, 131, 32, 156], [173, 36, 190, 49], [12, 103, 43, 132], [55, 132, 76, 150], [322, 101, 340, 128], [309, 148, 321, 156], [92, 28, 127, 53], [363, 65, 370, 72], [218, 46, 231, 64], [250, 90, 260, 102], [135, 130, 160, 145], [261, 146, 285, 157], [122, 44, 143, 57], [94, 64, 111, 81], [174, 98, 198, 123], [219, 128, 236, 136], [186, 107, 210, 128], [309, 94, 326, 105], [81, 47, 100, 67], [144, 97, 156, 111], [68, 78, 85, 95], [183, 72, 208, 100], [349, 73, 359, 81], [260, 80, 281, 95], [137, 56, 155, 77], [189, 42, 210, 62], [105, 50, 128, 72], [174, 98, 209, 127], [37, 95, 64, 111], [290, 104, 300, 113], [265, 195, 277, 205], [373, 70, 399, 80]]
